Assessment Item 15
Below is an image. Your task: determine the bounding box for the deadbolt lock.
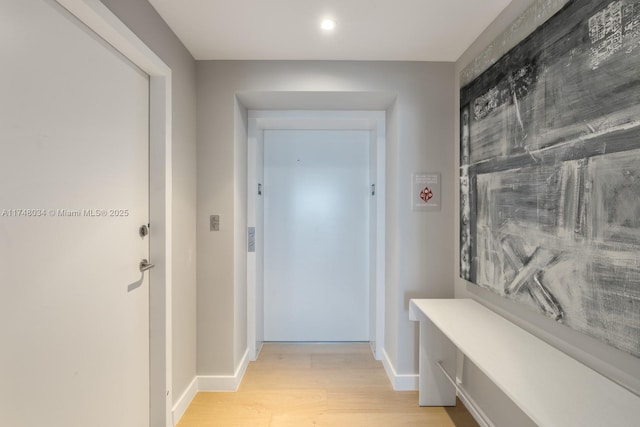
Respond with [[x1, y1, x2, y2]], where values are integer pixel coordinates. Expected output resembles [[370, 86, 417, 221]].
[[139, 224, 149, 238]]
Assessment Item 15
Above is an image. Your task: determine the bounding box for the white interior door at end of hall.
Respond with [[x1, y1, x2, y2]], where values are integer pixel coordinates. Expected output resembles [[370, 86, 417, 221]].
[[0, 1, 150, 426], [263, 129, 370, 342]]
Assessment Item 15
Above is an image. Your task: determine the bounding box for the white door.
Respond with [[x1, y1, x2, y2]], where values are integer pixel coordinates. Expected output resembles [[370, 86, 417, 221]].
[[263, 130, 370, 341], [0, 1, 150, 426]]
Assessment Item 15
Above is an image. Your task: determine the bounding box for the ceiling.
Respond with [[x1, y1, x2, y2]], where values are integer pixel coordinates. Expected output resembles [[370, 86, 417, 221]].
[[147, 0, 513, 62]]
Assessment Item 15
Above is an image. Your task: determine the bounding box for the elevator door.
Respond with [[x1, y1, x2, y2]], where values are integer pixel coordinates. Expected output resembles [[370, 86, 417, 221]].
[[263, 130, 370, 341]]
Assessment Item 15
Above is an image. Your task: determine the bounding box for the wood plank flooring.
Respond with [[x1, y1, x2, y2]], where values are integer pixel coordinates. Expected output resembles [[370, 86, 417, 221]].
[[177, 343, 479, 427]]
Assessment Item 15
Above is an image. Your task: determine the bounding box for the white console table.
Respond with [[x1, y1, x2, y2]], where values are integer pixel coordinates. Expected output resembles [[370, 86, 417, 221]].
[[409, 298, 640, 427]]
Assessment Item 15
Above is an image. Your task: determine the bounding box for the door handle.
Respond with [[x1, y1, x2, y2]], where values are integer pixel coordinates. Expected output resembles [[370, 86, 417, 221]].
[[139, 259, 155, 272]]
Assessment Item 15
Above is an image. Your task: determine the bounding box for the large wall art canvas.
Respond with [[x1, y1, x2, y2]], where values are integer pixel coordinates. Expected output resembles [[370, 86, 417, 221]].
[[460, 0, 640, 358]]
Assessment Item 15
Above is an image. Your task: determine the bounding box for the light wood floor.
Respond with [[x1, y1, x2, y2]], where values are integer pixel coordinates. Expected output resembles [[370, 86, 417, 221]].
[[177, 343, 479, 427]]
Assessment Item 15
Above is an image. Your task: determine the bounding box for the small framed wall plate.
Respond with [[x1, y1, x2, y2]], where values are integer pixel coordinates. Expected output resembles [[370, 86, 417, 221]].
[[412, 172, 441, 212]]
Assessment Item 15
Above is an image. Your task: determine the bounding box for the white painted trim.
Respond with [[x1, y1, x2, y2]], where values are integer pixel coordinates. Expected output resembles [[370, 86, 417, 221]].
[[172, 350, 251, 424], [198, 348, 251, 392], [436, 360, 494, 427], [171, 377, 198, 426], [457, 386, 495, 427], [255, 341, 265, 359], [373, 116, 386, 360], [54, 2, 173, 426], [172, 349, 251, 424], [197, 375, 238, 392], [381, 348, 419, 391], [54, 0, 168, 75], [247, 114, 260, 360], [246, 109, 386, 355]]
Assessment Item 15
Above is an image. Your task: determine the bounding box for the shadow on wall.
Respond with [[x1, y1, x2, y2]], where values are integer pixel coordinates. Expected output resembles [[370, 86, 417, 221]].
[[444, 398, 481, 427], [404, 290, 453, 311]]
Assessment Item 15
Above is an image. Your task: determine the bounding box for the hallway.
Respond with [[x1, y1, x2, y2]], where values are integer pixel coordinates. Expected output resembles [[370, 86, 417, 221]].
[[177, 343, 479, 426]]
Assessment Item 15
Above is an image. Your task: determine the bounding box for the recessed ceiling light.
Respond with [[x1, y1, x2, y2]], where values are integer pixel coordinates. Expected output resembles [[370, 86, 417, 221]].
[[321, 19, 336, 31]]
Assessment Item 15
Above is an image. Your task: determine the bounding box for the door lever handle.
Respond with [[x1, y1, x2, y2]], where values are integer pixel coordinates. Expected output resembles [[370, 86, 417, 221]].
[[139, 259, 155, 272]]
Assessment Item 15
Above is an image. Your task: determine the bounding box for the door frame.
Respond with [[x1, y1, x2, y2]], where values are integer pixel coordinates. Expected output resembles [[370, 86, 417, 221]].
[[55, 1, 173, 425], [247, 110, 385, 360]]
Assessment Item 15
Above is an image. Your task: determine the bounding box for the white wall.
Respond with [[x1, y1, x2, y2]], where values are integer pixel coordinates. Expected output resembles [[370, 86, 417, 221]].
[[234, 99, 249, 365], [454, 0, 640, 424], [98, 0, 198, 409], [196, 61, 455, 381], [384, 100, 401, 374]]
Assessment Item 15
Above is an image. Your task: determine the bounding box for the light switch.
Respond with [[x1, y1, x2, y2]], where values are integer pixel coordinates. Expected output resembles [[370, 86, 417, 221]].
[[210, 215, 220, 231]]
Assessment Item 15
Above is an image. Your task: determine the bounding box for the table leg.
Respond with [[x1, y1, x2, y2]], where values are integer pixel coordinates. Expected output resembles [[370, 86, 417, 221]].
[[418, 318, 457, 406]]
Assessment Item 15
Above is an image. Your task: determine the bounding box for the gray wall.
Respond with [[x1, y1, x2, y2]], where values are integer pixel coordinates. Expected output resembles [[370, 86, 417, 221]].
[[195, 61, 455, 378], [454, 0, 640, 424], [78, 2, 640, 423], [99, 0, 198, 408]]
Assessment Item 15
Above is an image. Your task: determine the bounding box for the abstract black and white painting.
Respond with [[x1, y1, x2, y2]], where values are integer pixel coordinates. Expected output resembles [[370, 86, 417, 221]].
[[460, 0, 640, 358]]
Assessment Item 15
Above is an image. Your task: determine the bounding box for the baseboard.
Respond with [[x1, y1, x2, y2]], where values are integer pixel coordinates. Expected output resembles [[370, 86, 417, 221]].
[[171, 349, 250, 425], [456, 384, 495, 427], [198, 348, 250, 392], [171, 377, 198, 426], [381, 348, 419, 391]]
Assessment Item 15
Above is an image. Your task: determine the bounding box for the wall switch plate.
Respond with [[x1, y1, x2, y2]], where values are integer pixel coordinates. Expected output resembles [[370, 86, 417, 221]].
[[210, 215, 220, 231], [248, 227, 255, 252]]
